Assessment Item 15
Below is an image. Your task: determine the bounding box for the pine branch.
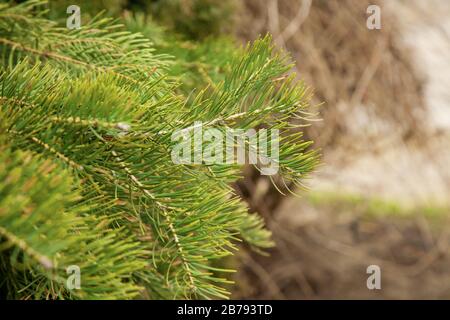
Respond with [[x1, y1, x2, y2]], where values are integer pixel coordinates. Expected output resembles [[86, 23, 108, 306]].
[[0, 0, 319, 299]]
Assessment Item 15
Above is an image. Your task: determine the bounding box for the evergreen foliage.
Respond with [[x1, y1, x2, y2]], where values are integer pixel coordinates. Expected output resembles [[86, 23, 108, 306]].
[[0, 0, 319, 299]]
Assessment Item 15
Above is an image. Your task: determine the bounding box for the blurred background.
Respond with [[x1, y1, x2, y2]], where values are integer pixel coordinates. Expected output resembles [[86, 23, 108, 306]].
[[48, 0, 450, 299], [233, 0, 450, 299]]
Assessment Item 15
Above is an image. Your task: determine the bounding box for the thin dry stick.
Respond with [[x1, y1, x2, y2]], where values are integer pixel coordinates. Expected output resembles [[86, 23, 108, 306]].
[[267, 0, 281, 42], [277, 0, 312, 43], [350, 37, 388, 107], [239, 250, 286, 299]]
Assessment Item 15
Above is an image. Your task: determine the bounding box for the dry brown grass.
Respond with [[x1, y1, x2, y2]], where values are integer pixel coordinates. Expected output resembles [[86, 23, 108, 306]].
[[236, 0, 426, 149], [233, 200, 450, 299]]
